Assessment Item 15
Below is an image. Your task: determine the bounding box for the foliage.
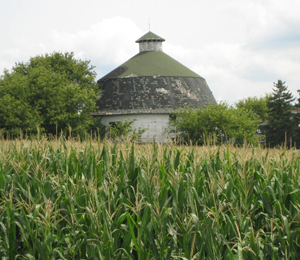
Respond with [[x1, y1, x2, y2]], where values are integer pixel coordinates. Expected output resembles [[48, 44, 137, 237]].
[[88, 117, 107, 139], [293, 92, 300, 146], [0, 52, 99, 137], [170, 102, 260, 145], [107, 119, 147, 141], [265, 80, 296, 147], [235, 95, 270, 122], [1, 139, 300, 259]]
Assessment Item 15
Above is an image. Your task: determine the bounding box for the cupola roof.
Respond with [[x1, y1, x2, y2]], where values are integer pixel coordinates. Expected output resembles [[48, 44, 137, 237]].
[[135, 31, 165, 43]]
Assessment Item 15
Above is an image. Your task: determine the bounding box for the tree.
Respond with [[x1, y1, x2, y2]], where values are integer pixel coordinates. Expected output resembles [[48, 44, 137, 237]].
[[235, 95, 270, 122], [0, 52, 99, 137], [294, 91, 300, 146], [265, 80, 295, 147], [106, 119, 147, 141], [170, 102, 260, 145]]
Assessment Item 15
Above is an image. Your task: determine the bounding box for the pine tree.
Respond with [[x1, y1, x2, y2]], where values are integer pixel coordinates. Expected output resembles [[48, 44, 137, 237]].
[[265, 80, 295, 147], [292, 90, 300, 147]]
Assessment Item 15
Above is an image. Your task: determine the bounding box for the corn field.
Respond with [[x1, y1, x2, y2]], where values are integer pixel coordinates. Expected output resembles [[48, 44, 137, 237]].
[[0, 138, 300, 259]]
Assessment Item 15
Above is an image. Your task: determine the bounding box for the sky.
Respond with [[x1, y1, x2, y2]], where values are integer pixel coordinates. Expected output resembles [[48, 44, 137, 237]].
[[1, 0, 300, 104]]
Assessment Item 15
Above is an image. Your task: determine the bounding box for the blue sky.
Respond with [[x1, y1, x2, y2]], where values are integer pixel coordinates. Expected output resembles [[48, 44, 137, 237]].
[[1, 0, 300, 104]]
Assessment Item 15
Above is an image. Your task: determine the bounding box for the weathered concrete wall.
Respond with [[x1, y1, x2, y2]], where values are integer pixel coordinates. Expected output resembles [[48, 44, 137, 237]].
[[100, 113, 172, 143], [139, 41, 162, 52]]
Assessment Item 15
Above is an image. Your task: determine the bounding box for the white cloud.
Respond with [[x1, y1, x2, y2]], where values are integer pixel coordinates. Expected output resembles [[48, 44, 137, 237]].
[[1, 0, 300, 104], [48, 17, 142, 66], [165, 36, 300, 104], [0, 17, 143, 77]]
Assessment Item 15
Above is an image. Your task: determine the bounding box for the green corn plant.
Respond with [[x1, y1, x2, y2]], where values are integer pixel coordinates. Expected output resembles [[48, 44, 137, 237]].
[[1, 137, 300, 259]]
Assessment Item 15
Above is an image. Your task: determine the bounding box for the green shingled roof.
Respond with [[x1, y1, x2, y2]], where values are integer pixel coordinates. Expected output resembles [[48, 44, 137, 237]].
[[135, 31, 165, 42], [96, 31, 216, 114], [103, 51, 202, 79]]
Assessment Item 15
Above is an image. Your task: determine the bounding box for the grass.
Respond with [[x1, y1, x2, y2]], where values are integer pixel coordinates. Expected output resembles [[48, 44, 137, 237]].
[[0, 137, 300, 259]]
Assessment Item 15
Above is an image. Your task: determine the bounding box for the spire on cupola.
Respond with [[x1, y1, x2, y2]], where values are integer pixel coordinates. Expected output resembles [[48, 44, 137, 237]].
[[135, 31, 165, 52]]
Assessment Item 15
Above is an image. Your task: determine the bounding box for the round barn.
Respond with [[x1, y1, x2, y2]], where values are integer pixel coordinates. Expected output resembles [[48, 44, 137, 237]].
[[93, 31, 216, 142]]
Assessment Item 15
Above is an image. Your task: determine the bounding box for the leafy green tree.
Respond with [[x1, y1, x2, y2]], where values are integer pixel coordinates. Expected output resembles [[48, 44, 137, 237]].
[[235, 95, 270, 122], [0, 52, 99, 137], [235, 95, 271, 141], [107, 119, 147, 141], [170, 102, 260, 145], [265, 80, 295, 147]]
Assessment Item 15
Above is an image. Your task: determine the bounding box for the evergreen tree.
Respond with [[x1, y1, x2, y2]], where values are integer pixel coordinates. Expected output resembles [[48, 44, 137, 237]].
[[292, 91, 300, 146], [265, 80, 295, 147]]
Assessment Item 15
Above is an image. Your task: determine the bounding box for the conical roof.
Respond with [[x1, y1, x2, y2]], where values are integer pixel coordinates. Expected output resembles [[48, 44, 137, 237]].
[[135, 31, 165, 42], [94, 32, 216, 115], [101, 51, 201, 79]]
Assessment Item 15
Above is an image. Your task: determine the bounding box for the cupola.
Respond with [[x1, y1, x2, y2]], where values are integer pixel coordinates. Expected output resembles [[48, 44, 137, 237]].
[[135, 31, 165, 52]]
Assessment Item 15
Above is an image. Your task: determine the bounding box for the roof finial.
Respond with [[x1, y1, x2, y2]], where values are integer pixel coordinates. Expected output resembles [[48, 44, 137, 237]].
[[149, 17, 151, 31]]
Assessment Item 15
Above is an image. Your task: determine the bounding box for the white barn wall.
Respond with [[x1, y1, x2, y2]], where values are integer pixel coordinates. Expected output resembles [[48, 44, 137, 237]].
[[100, 113, 172, 143]]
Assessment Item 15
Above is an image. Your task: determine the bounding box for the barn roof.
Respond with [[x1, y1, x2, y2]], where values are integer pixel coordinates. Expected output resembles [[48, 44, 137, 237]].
[[96, 76, 215, 115], [95, 31, 216, 115], [101, 51, 201, 79]]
